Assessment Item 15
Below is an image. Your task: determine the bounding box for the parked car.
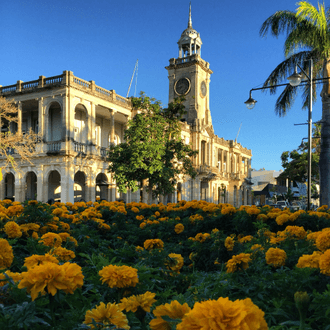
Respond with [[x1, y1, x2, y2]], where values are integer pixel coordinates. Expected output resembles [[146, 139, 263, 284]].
[[275, 201, 290, 210]]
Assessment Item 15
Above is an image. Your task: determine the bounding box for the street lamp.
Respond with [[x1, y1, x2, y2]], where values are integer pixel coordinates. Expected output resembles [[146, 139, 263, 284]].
[[244, 59, 313, 210]]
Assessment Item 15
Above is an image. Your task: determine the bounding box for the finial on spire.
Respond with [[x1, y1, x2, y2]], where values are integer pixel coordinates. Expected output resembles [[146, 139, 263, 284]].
[[188, 2, 192, 28]]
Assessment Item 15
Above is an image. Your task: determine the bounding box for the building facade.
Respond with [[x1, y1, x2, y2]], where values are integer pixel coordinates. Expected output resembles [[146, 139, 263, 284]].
[[0, 6, 252, 205]]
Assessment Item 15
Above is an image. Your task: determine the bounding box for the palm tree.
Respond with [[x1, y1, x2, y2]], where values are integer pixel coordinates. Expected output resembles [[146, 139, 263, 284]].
[[259, 1, 330, 206]]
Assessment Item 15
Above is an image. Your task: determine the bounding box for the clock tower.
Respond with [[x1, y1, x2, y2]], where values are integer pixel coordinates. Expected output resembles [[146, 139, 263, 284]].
[[166, 4, 213, 126]]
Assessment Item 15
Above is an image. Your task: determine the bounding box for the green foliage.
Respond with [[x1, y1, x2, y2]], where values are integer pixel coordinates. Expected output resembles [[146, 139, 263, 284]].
[[108, 92, 197, 199]]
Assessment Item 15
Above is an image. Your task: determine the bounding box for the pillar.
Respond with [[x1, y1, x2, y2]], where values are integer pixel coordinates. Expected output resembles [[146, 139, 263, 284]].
[[36, 165, 44, 202], [60, 165, 74, 204]]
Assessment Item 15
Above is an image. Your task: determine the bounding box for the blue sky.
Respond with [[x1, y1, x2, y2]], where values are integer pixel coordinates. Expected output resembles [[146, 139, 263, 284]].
[[0, 0, 323, 171]]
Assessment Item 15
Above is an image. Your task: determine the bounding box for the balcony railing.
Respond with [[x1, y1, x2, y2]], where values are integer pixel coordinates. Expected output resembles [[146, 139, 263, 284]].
[[47, 142, 62, 153], [0, 71, 132, 109], [74, 142, 87, 154]]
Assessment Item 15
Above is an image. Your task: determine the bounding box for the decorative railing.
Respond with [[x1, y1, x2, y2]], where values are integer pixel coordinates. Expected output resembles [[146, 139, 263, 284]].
[[0, 71, 132, 109], [44, 75, 63, 85], [1, 84, 17, 93], [100, 147, 108, 157], [74, 142, 87, 153], [47, 142, 62, 153], [22, 80, 39, 90], [73, 77, 90, 88]]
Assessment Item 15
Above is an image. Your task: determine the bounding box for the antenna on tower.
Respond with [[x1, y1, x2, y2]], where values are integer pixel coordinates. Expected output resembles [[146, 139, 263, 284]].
[[126, 59, 138, 98], [235, 122, 242, 143]]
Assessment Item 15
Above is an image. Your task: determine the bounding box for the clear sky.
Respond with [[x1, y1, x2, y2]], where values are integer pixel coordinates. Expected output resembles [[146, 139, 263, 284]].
[[0, 0, 323, 171]]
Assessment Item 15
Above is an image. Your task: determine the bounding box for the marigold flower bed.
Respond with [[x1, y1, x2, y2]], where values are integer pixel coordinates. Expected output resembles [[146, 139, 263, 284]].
[[0, 199, 330, 329]]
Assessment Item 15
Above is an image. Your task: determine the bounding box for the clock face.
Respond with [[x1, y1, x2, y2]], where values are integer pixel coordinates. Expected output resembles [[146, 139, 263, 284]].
[[174, 78, 190, 95], [201, 81, 207, 97]]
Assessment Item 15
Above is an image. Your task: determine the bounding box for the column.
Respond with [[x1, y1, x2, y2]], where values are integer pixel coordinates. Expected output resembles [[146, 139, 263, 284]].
[[15, 174, 24, 202], [60, 164, 74, 204], [90, 103, 96, 144], [109, 109, 116, 145], [17, 101, 22, 135], [192, 178, 200, 200], [36, 165, 44, 202]]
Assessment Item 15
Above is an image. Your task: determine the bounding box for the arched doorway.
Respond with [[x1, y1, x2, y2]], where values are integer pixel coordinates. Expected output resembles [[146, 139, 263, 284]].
[[25, 172, 37, 200], [74, 105, 88, 144], [74, 171, 86, 202], [5, 173, 15, 201], [48, 170, 61, 202], [96, 173, 109, 201], [48, 102, 62, 141]]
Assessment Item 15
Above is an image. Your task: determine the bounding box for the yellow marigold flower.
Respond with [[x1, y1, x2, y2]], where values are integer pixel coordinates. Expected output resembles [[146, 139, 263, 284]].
[[175, 216, 181, 221], [212, 228, 219, 234], [257, 214, 268, 222], [140, 222, 147, 229], [270, 236, 286, 245], [306, 231, 320, 242], [265, 247, 287, 268], [150, 300, 191, 330], [176, 297, 268, 330], [165, 253, 184, 273], [31, 232, 39, 240], [319, 250, 330, 276], [51, 247, 76, 261], [0, 238, 14, 270], [136, 215, 144, 221], [39, 232, 62, 248], [120, 291, 156, 313], [275, 213, 290, 226], [282, 226, 307, 240], [84, 302, 130, 329], [58, 232, 78, 246], [155, 211, 160, 217], [136, 246, 144, 252], [226, 253, 252, 273], [144, 239, 164, 250], [194, 233, 210, 243], [18, 262, 84, 300], [251, 244, 264, 251], [225, 236, 235, 251], [221, 206, 236, 215], [52, 207, 64, 217], [59, 221, 70, 231], [296, 251, 322, 269], [174, 223, 184, 234], [28, 200, 38, 205], [316, 229, 330, 251], [246, 207, 261, 216], [317, 205, 328, 211], [0, 270, 23, 287], [238, 235, 253, 243], [131, 207, 139, 213], [23, 254, 59, 270], [60, 262, 84, 294], [4, 221, 22, 239], [99, 265, 139, 288], [19, 223, 40, 236]]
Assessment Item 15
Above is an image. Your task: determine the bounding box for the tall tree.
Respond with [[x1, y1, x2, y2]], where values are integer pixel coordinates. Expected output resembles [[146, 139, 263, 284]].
[[107, 93, 197, 203], [280, 123, 321, 183], [259, 1, 330, 205], [0, 96, 39, 181]]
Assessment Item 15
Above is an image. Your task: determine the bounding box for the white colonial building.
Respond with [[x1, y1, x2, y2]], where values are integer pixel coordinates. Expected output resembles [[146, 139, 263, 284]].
[[0, 6, 252, 205]]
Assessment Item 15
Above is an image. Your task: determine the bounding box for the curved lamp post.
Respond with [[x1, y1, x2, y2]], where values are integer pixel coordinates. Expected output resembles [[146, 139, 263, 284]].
[[245, 60, 313, 210]]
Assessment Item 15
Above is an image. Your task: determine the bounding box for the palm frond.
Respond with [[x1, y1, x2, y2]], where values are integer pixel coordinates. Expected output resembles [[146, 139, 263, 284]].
[[285, 20, 323, 57], [260, 10, 298, 38], [296, 1, 327, 34], [262, 51, 312, 93], [274, 84, 298, 117]]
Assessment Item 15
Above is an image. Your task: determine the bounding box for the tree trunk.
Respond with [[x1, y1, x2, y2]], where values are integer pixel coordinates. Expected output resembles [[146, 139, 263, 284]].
[[319, 59, 330, 206]]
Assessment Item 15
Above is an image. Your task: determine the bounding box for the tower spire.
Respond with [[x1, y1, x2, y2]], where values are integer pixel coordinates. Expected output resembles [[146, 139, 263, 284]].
[[188, 2, 192, 28]]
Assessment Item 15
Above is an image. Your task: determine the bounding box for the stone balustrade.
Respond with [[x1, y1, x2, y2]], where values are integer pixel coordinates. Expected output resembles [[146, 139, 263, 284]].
[[0, 71, 132, 109]]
